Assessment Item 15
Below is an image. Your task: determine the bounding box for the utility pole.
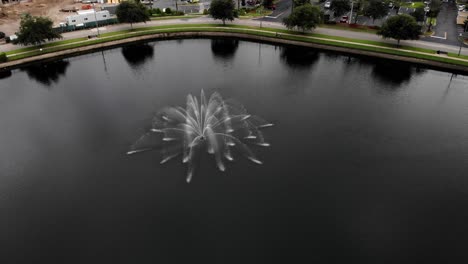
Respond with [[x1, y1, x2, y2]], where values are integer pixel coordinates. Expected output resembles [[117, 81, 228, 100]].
[[93, 3, 100, 37], [349, 1, 354, 24]]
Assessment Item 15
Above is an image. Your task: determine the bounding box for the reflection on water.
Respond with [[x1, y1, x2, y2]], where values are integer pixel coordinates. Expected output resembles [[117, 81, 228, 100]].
[[121, 43, 155, 68], [211, 38, 239, 60], [371, 60, 425, 86], [20, 60, 70, 86], [280, 45, 319, 69], [0, 70, 12, 80]]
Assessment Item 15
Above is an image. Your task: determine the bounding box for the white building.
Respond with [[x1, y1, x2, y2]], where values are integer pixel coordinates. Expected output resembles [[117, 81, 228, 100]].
[[66, 10, 110, 26]]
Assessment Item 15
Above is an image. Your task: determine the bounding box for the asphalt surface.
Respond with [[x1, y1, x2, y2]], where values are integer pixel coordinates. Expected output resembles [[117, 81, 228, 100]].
[[420, 1, 462, 46]]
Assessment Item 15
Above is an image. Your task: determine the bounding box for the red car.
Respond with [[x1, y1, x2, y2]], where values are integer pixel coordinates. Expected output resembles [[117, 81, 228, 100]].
[[267, 4, 276, 10], [339, 16, 349, 23]]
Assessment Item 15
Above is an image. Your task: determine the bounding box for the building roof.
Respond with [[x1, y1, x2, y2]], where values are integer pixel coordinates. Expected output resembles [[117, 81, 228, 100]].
[[457, 11, 468, 25]]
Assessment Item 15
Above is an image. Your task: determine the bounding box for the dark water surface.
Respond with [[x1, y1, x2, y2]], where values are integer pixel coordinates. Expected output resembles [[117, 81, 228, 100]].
[[1, 39, 468, 263]]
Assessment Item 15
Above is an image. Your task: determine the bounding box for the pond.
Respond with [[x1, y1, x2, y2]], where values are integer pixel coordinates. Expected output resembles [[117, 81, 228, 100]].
[[1, 38, 468, 263]]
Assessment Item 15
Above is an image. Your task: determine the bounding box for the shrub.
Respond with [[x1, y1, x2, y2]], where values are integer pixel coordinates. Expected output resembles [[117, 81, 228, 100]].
[[238, 9, 247, 16], [154, 8, 162, 15], [0, 52, 7, 63], [176, 11, 185, 16], [203, 8, 209, 15], [165, 8, 172, 14], [0, 31, 5, 39]]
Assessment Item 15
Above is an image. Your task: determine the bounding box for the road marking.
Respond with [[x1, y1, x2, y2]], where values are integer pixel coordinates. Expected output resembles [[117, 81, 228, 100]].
[[265, 11, 285, 19], [430, 32, 447, 39]]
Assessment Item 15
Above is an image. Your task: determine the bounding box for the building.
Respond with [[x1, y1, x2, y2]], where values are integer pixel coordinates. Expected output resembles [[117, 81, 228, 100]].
[[66, 9, 110, 26]]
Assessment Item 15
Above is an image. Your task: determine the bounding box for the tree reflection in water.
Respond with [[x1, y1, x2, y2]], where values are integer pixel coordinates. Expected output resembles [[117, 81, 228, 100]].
[[279, 45, 320, 69], [121, 43, 155, 68], [0, 70, 12, 80], [21, 60, 70, 86], [211, 38, 239, 60], [371, 60, 425, 86]]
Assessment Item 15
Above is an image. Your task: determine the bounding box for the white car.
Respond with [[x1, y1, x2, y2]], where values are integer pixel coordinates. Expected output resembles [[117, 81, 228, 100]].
[[424, 6, 430, 12], [324, 1, 331, 8], [458, 5, 466, 11]]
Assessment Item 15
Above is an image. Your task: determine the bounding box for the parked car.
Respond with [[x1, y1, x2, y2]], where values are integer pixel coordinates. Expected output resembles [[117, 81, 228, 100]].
[[388, 2, 394, 8], [339, 15, 348, 23], [324, 1, 331, 8], [458, 5, 466, 11], [424, 6, 430, 12]]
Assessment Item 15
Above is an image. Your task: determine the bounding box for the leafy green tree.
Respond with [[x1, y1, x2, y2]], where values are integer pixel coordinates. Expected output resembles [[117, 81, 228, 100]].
[[16, 14, 61, 46], [428, 0, 442, 17], [293, 0, 310, 7], [330, 0, 351, 17], [209, 0, 238, 25], [283, 4, 321, 32], [116, 0, 150, 29], [377, 14, 421, 46], [393, 0, 403, 14], [363, 0, 388, 24], [411, 8, 425, 22]]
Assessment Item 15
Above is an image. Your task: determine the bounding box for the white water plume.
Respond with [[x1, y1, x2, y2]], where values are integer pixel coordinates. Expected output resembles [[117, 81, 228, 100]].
[[127, 90, 273, 183]]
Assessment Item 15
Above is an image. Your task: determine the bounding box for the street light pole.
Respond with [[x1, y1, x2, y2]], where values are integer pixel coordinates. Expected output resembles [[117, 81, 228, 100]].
[[93, 3, 100, 37]]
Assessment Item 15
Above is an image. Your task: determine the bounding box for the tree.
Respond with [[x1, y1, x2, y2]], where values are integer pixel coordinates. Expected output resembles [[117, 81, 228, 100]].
[[426, 0, 442, 31], [377, 14, 421, 46], [428, 0, 442, 17], [293, 0, 310, 7], [330, 0, 351, 17], [283, 4, 321, 32], [363, 0, 388, 24], [263, 0, 274, 8], [393, 0, 403, 14], [116, 0, 150, 29], [411, 8, 425, 22], [16, 14, 61, 46], [209, 0, 238, 25]]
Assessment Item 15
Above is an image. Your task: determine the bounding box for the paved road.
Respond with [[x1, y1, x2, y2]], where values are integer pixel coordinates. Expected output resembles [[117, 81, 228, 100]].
[[1, 16, 467, 56], [257, 0, 292, 22]]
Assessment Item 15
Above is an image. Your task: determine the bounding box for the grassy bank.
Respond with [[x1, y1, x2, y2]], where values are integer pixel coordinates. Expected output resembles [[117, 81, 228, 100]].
[[2, 23, 468, 68]]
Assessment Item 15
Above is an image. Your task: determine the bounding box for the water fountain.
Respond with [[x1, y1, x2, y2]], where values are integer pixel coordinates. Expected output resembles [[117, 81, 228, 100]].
[[128, 90, 273, 183]]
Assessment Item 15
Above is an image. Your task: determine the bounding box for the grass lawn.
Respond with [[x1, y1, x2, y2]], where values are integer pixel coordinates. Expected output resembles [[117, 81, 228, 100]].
[[151, 15, 202, 20], [320, 24, 379, 34]]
